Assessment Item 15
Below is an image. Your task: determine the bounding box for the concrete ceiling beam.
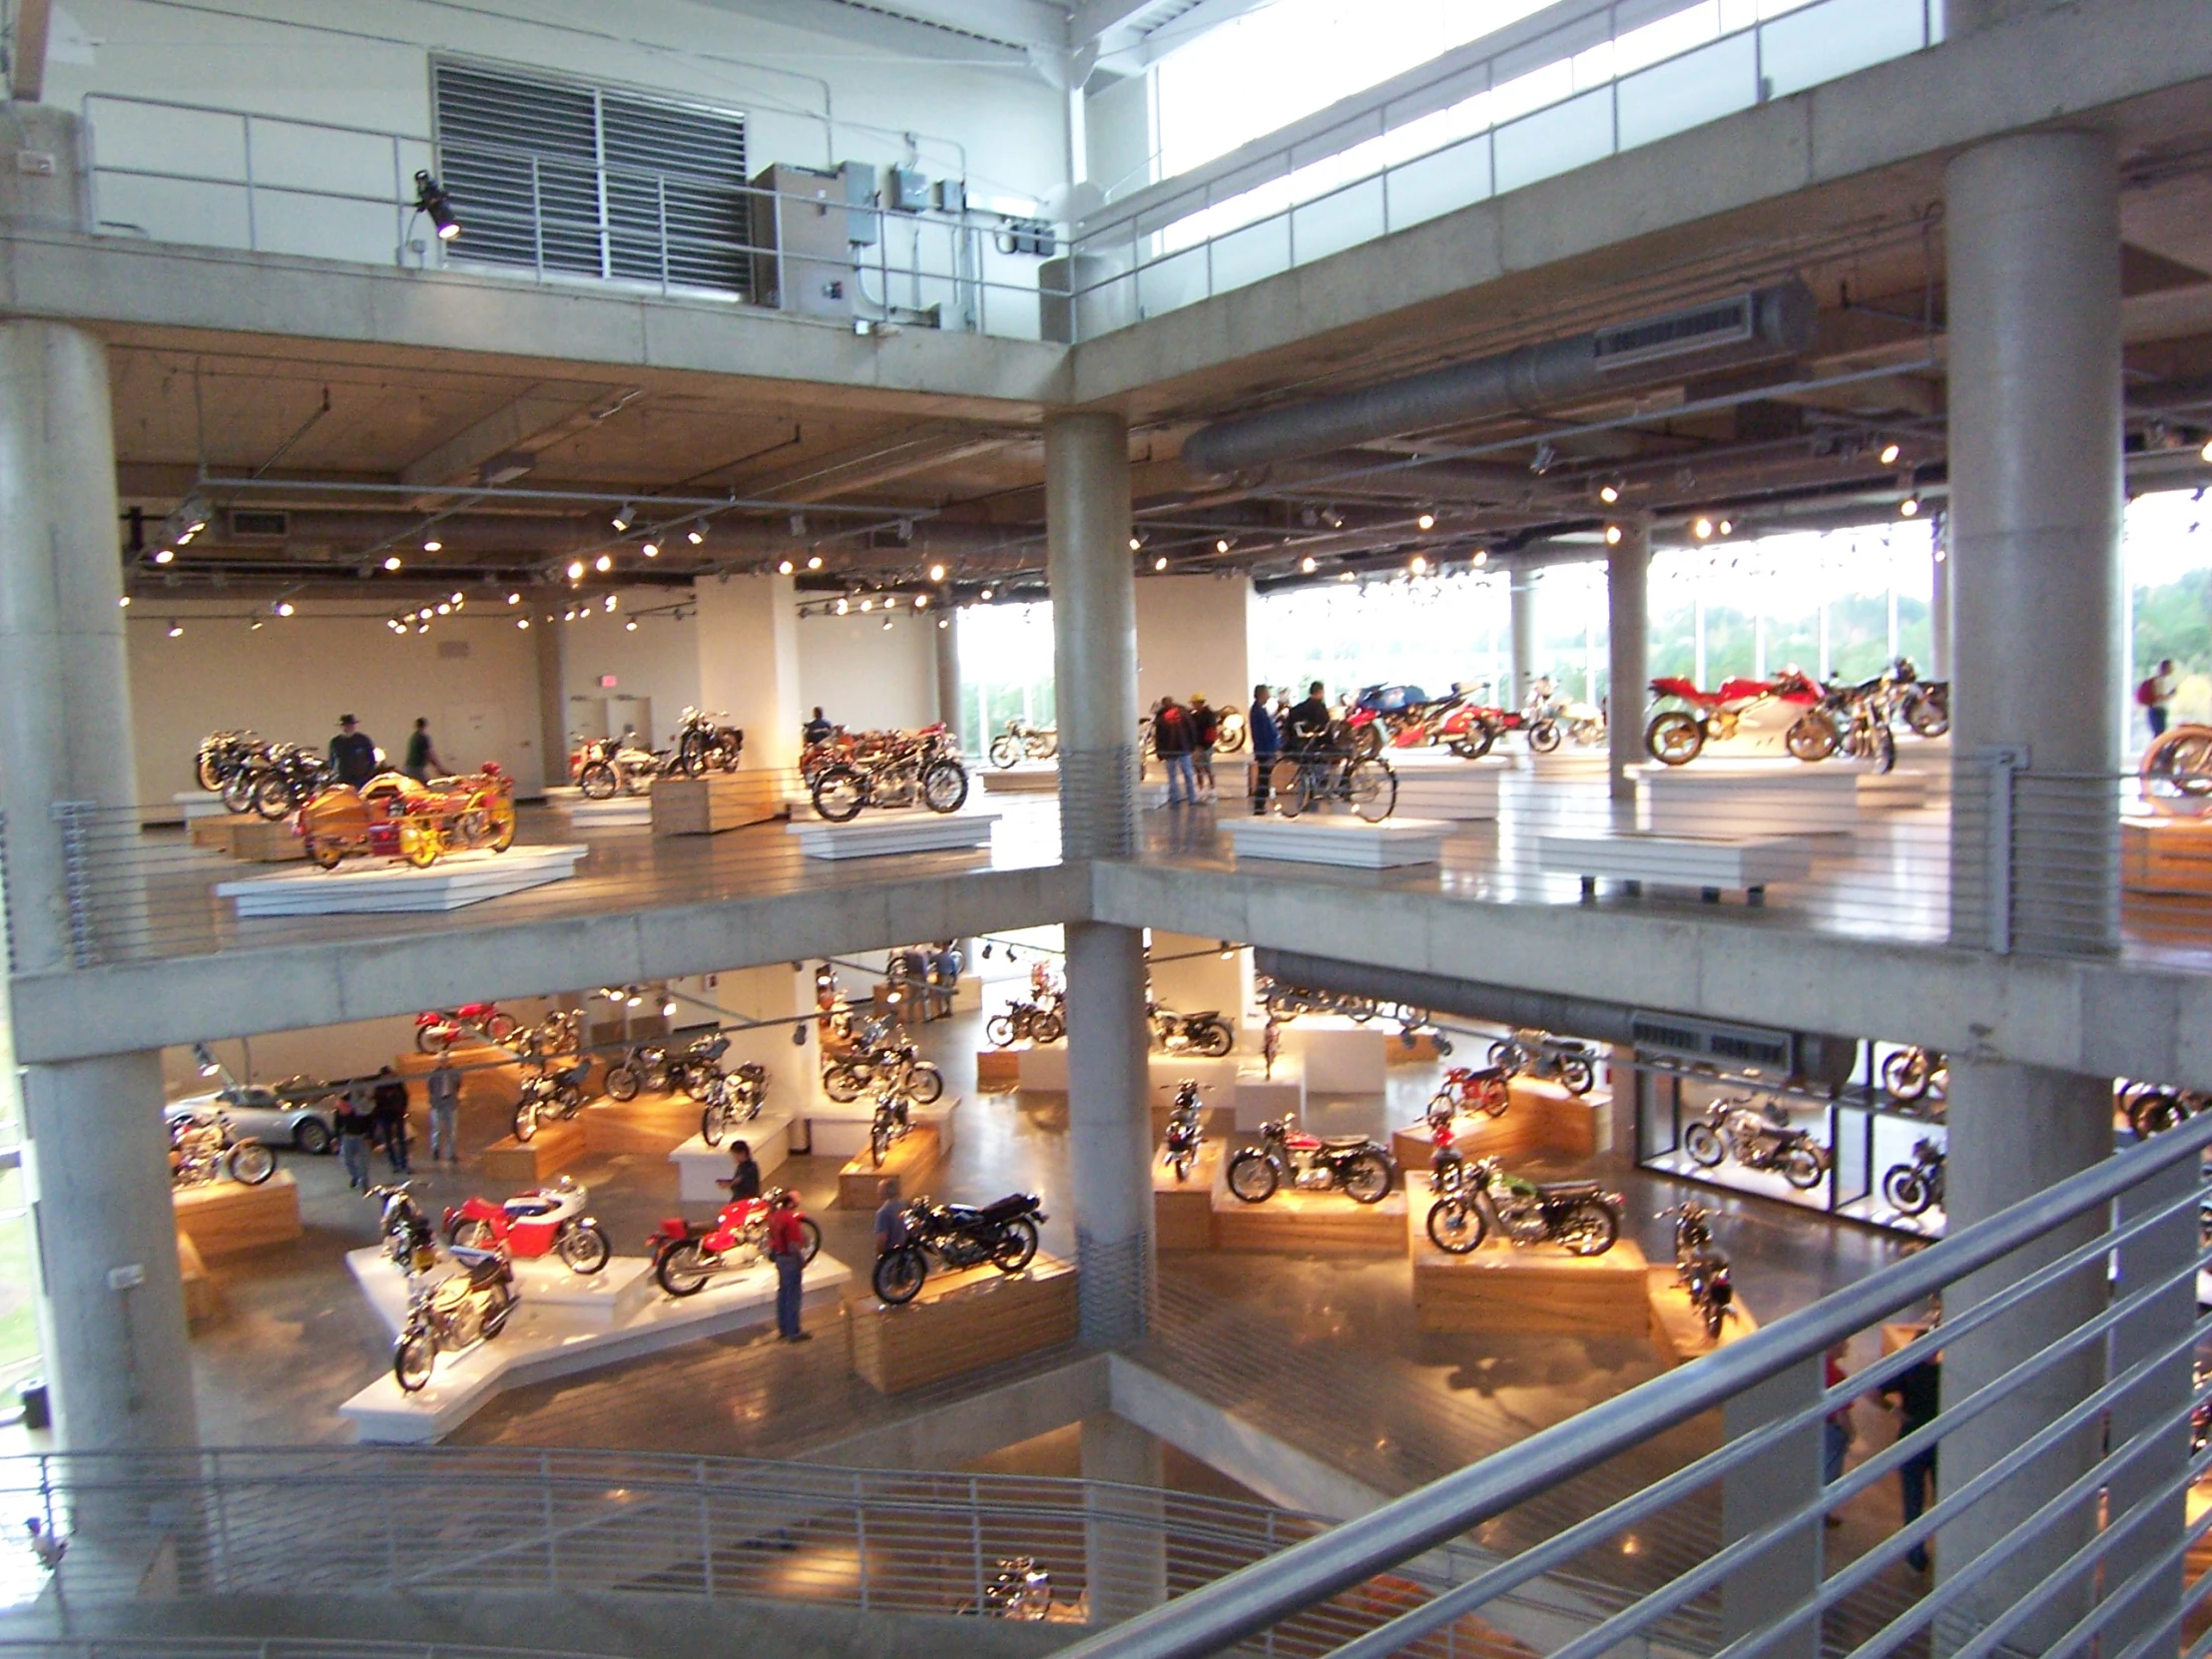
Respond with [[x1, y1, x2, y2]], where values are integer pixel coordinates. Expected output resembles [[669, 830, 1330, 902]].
[[397, 384, 636, 492]]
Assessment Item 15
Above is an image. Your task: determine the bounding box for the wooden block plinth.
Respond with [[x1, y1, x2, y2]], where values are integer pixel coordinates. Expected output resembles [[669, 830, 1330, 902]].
[[1524, 1078, 1601, 1160], [177, 1231, 223, 1330], [1390, 1078, 1601, 1169], [172, 1169, 303, 1257], [2123, 817, 2212, 895], [394, 1043, 523, 1111], [975, 1049, 1022, 1093], [1408, 1199, 1649, 1335], [581, 1097, 698, 1155], [1384, 1033, 1447, 1065], [837, 1124, 942, 1209], [1210, 1160, 1407, 1256], [220, 817, 308, 862], [477, 1118, 586, 1184], [1153, 1140, 1222, 1250], [851, 1254, 1077, 1393], [189, 815, 237, 849], [1648, 1266, 1760, 1366], [651, 773, 787, 836]]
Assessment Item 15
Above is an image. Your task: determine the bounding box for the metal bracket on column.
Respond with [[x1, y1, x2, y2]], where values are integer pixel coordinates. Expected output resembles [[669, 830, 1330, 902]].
[[1975, 747, 2025, 956], [49, 801, 99, 969]]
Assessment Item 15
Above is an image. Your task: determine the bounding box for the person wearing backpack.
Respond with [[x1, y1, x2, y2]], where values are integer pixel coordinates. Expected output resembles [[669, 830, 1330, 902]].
[[1152, 698, 1196, 807], [2140, 659, 2177, 738]]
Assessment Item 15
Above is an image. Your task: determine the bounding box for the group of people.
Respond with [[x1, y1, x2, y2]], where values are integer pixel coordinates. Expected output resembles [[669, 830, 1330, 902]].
[[332, 1066, 418, 1190], [1147, 692, 1226, 807], [1150, 681, 1335, 816], [326, 713, 449, 787], [718, 1141, 813, 1342], [1824, 1318, 1942, 1574]]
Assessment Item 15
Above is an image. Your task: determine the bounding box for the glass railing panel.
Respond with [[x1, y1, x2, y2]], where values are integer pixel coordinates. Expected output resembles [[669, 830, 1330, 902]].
[[1135, 240, 1211, 316], [1207, 212, 1294, 296], [1291, 175, 1386, 268], [1615, 32, 1760, 150], [1492, 85, 1614, 195], [1761, 0, 1929, 99], [1382, 131, 1495, 233]]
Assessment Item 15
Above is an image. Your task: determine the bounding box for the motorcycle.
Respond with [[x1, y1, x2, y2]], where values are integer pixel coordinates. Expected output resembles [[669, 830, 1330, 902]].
[[1682, 1096, 1833, 1190], [367, 1182, 438, 1274], [868, 1082, 914, 1167], [1888, 657, 1949, 738], [1784, 676, 1897, 775], [670, 708, 745, 778], [511, 1058, 592, 1143], [650, 1188, 821, 1297], [812, 727, 968, 822], [987, 719, 1058, 769], [196, 728, 264, 795], [1487, 1030, 1596, 1096], [1882, 1046, 1947, 1107], [575, 735, 667, 799], [698, 1062, 768, 1147], [1227, 1116, 1394, 1205], [243, 742, 332, 821], [871, 1191, 1046, 1305], [979, 1558, 1054, 1620], [1882, 1139, 1946, 1218], [1660, 1201, 1735, 1339], [1424, 1155, 1624, 1255], [1344, 684, 1454, 760], [1643, 670, 1822, 766], [415, 1003, 518, 1053], [1147, 999, 1235, 1058], [603, 1042, 675, 1101], [986, 997, 1064, 1047], [392, 1245, 518, 1392], [510, 1008, 583, 1064], [668, 1033, 733, 1100], [168, 1106, 276, 1188], [824, 1040, 944, 1106], [1427, 1065, 1511, 1120], [1162, 1079, 1205, 1182], [443, 1174, 611, 1275]]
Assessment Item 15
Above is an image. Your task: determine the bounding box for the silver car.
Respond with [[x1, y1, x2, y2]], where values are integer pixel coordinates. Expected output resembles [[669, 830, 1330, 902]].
[[166, 1082, 339, 1155]]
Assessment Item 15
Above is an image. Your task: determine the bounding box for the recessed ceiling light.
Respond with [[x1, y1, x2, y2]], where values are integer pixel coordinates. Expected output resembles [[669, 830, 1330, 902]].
[[383, 555, 402, 571]]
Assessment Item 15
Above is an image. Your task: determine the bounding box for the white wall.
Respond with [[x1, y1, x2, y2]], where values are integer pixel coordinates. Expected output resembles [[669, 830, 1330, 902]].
[[559, 586, 702, 753], [798, 610, 939, 734], [128, 601, 549, 800], [695, 574, 802, 771], [1135, 575, 1254, 717]]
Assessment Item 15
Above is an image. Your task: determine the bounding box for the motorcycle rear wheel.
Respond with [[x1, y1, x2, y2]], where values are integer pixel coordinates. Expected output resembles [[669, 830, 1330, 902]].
[[303, 836, 344, 870], [558, 1222, 612, 1276], [1785, 714, 1839, 763], [447, 1216, 496, 1250], [1527, 720, 1561, 755], [1033, 1010, 1064, 1044], [993, 1216, 1040, 1274], [512, 1102, 538, 1143], [1645, 711, 1704, 766], [920, 760, 969, 815], [873, 1246, 927, 1305], [1558, 1202, 1619, 1257], [416, 1021, 452, 1055], [1425, 1199, 1485, 1255], [1909, 695, 1949, 738], [605, 1064, 641, 1103], [1342, 1150, 1392, 1205], [1189, 1019, 1234, 1059], [824, 1065, 865, 1103], [197, 753, 228, 792], [223, 769, 260, 814], [1884, 1167, 1932, 1216], [1447, 727, 1494, 761], [988, 735, 1021, 770], [985, 1014, 1016, 1048], [226, 1140, 276, 1186], [1883, 1049, 1930, 1102], [1352, 724, 1383, 762], [253, 772, 297, 821], [1558, 1056, 1595, 1097], [393, 1332, 437, 1393], [1682, 1122, 1725, 1167], [657, 1242, 712, 1297], [1226, 1150, 1279, 1203], [1781, 1146, 1827, 1190]]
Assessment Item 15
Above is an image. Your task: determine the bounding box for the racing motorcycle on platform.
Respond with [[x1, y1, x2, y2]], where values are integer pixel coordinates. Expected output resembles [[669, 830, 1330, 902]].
[[511, 1057, 592, 1142], [392, 1245, 517, 1392], [603, 1041, 677, 1100], [986, 996, 1065, 1047], [1427, 1065, 1511, 1121], [443, 1174, 611, 1275], [1644, 670, 1822, 766], [1147, 999, 1235, 1058], [1162, 1080, 1205, 1182], [1783, 675, 1896, 775], [1882, 1140, 1947, 1218], [1661, 1201, 1735, 1339], [367, 1182, 438, 1275], [1424, 1156, 1623, 1255], [698, 1063, 768, 1147], [871, 1191, 1047, 1305], [415, 1003, 518, 1053], [824, 1039, 943, 1105], [1488, 1030, 1596, 1096], [650, 1188, 821, 1297], [1227, 1117, 1394, 1205], [1682, 1096, 1833, 1190]]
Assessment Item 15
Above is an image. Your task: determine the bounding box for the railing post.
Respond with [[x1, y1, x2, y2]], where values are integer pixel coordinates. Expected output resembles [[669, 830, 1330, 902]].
[[698, 1461, 715, 1599], [970, 1475, 986, 1612], [1718, 1354, 1824, 1659], [241, 112, 257, 251], [853, 1470, 868, 1611], [1983, 746, 2019, 954], [49, 802, 98, 968]]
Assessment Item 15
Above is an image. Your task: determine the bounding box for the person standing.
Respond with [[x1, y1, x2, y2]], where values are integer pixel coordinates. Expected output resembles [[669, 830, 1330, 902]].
[[1286, 682, 1333, 756], [425, 1054, 462, 1168], [335, 1083, 374, 1192], [872, 1178, 909, 1257], [1249, 684, 1280, 816], [768, 1190, 812, 1342], [1189, 695, 1220, 803], [1883, 1343, 1941, 1571], [1152, 698, 1196, 807], [720, 1140, 761, 1203], [803, 707, 833, 747], [327, 715, 379, 788], [401, 718, 445, 783], [372, 1065, 412, 1175], [2145, 658, 2178, 739], [1822, 1339, 1854, 1521]]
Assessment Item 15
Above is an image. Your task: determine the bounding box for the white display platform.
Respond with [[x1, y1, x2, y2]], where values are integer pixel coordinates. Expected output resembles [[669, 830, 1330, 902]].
[[803, 1094, 958, 1161], [1537, 831, 1814, 899], [1280, 1022, 1389, 1093], [546, 786, 653, 828], [216, 844, 589, 915], [1015, 1046, 1242, 1094], [1631, 762, 1927, 836], [1528, 748, 1609, 779], [173, 790, 229, 821], [338, 1246, 851, 1440], [1231, 1057, 1306, 1128], [667, 1105, 797, 1202], [1224, 817, 1448, 868], [787, 810, 999, 859], [980, 763, 1059, 794], [1387, 753, 1505, 821]]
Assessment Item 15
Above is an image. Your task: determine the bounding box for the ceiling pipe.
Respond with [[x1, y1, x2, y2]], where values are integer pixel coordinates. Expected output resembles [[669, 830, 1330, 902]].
[[1181, 280, 1820, 476]]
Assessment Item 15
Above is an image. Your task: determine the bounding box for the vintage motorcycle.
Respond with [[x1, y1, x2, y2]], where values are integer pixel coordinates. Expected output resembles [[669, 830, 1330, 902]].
[[1487, 1030, 1596, 1096], [669, 708, 745, 778], [824, 1040, 944, 1105], [1682, 1096, 1833, 1190], [196, 729, 265, 794], [1882, 1139, 1947, 1218], [986, 997, 1064, 1047], [1661, 1201, 1735, 1339], [602, 1041, 677, 1101], [443, 1175, 611, 1275], [1162, 1079, 1205, 1182], [1888, 657, 1949, 738], [668, 1033, 733, 1100], [415, 1002, 518, 1053], [1784, 676, 1897, 775], [871, 1191, 1046, 1305], [1882, 1046, 1948, 1107], [698, 1063, 768, 1147], [167, 1105, 276, 1189], [1227, 1117, 1394, 1205], [242, 742, 332, 821], [1427, 1065, 1511, 1120], [987, 719, 1059, 769], [976, 1557, 1055, 1621], [1147, 999, 1235, 1058], [392, 1245, 518, 1393], [1424, 1156, 1623, 1256], [811, 727, 968, 822], [367, 1182, 438, 1275], [868, 1083, 914, 1167], [575, 735, 667, 799], [1644, 670, 1822, 766], [511, 1058, 592, 1143], [650, 1189, 821, 1297]]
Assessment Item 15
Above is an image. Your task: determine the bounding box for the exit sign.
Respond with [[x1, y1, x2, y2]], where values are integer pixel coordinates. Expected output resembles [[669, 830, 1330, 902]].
[[599, 674, 618, 689]]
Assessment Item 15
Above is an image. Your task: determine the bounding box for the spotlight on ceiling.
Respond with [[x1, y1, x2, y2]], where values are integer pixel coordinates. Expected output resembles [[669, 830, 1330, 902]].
[[516, 617, 530, 629], [382, 555, 403, 571], [777, 559, 795, 575], [594, 553, 613, 573], [276, 600, 294, 616], [153, 548, 175, 565], [688, 520, 707, 545], [979, 586, 994, 600], [2201, 437, 2212, 462], [834, 597, 848, 615], [641, 540, 660, 558], [1719, 520, 1735, 536], [167, 620, 184, 637], [118, 595, 131, 608], [626, 619, 638, 632], [422, 537, 442, 553], [1604, 524, 1624, 546], [249, 619, 264, 632], [1128, 537, 1141, 552], [860, 597, 873, 612], [807, 555, 824, 570], [1472, 549, 1489, 566], [1154, 556, 1169, 572], [1880, 441, 1903, 466], [506, 592, 521, 605], [1901, 495, 1922, 518], [927, 563, 945, 582], [411, 171, 460, 241], [1692, 517, 1715, 540], [435, 602, 451, 615], [1301, 555, 1318, 573], [566, 559, 586, 581], [1215, 538, 1231, 554], [604, 594, 617, 612], [881, 617, 893, 631], [611, 502, 636, 532], [915, 593, 929, 610], [1598, 482, 1621, 505], [937, 616, 950, 630], [1416, 512, 1435, 532]]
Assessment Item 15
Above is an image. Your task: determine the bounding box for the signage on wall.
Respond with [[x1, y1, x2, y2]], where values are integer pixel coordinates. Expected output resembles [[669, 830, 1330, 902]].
[[599, 675, 618, 689]]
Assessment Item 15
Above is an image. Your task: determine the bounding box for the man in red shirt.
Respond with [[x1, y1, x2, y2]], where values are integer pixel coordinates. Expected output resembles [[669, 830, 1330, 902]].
[[767, 1190, 812, 1343]]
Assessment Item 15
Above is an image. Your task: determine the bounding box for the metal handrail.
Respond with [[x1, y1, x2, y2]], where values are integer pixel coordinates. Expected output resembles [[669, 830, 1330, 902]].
[[1046, 1105, 2212, 1659]]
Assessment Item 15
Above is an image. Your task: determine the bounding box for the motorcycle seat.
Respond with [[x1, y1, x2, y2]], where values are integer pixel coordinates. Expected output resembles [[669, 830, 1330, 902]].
[[1535, 1180, 1604, 1201], [1319, 1134, 1375, 1151], [450, 1247, 507, 1287], [977, 1193, 1038, 1224]]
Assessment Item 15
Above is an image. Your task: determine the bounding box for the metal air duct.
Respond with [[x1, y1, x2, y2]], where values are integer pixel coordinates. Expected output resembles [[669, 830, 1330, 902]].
[[1181, 279, 1819, 476]]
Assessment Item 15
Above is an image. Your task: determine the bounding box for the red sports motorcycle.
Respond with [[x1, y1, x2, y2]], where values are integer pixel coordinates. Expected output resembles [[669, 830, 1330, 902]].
[[415, 1003, 518, 1053], [442, 1175, 611, 1275], [1426, 1065, 1511, 1121], [649, 1190, 822, 1297], [1643, 670, 1821, 766]]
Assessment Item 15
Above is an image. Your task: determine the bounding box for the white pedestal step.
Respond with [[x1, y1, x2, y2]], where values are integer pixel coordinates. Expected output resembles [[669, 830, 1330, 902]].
[[787, 809, 999, 859], [1631, 761, 1928, 835], [215, 844, 589, 915], [1537, 831, 1814, 898], [1386, 753, 1506, 821], [802, 1094, 958, 1161], [1230, 1056, 1306, 1129], [173, 790, 229, 821], [1224, 816, 1448, 868], [546, 787, 653, 828], [667, 1105, 797, 1202], [980, 764, 1059, 794]]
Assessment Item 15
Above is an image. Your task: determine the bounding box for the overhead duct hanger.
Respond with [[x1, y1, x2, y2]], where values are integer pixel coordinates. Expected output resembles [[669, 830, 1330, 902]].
[[1180, 280, 1819, 477]]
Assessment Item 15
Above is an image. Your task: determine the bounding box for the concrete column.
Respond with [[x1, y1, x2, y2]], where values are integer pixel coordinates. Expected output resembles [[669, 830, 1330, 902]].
[[1507, 569, 1537, 706], [1936, 1059, 2110, 1647], [932, 608, 961, 745], [533, 616, 567, 792], [1045, 410, 1137, 859], [1720, 1357, 1823, 1659], [1605, 524, 1649, 803], [1081, 1411, 1168, 1622], [1064, 921, 1153, 1346], [1945, 132, 2121, 955], [695, 573, 803, 772]]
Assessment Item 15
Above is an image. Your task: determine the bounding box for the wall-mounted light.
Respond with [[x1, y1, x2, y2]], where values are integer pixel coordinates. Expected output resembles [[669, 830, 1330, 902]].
[[166, 620, 184, 637], [412, 171, 460, 240], [688, 520, 708, 546]]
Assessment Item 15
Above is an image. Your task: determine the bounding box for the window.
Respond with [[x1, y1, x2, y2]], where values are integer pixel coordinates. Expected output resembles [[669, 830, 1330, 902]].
[[432, 61, 751, 297]]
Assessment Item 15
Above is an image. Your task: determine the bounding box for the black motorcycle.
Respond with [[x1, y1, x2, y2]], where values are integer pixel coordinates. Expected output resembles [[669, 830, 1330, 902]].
[[246, 742, 331, 821], [1424, 1156, 1622, 1255], [512, 1058, 592, 1142], [1147, 1000, 1234, 1058], [987, 997, 1064, 1048], [670, 708, 745, 778], [196, 728, 264, 795], [367, 1181, 438, 1275], [872, 1192, 1046, 1305], [604, 1042, 675, 1101], [1882, 1139, 1946, 1217], [669, 1033, 733, 1100], [824, 1041, 943, 1106], [1661, 1201, 1734, 1339], [1227, 1116, 1393, 1205], [868, 1084, 913, 1167], [1487, 1029, 1595, 1096], [1162, 1080, 1205, 1182], [1682, 1097, 1832, 1190], [699, 1062, 767, 1147]]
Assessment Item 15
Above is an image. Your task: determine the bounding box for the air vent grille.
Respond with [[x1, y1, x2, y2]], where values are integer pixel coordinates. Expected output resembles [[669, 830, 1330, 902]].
[[228, 509, 289, 539], [1592, 297, 1754, 371], [1629, 1009, 1792, 1069]]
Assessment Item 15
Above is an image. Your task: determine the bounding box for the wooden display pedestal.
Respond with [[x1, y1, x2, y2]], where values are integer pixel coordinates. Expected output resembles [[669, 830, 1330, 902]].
[[478, 1118, 586, 1184], [192, 815, 306, 862], [1391, 1079, 1605, 1169], [580, 1097, 697, 1156], [2122, 817, 2212, 895], [651, 773, 787, 836], [177, 1232, 223, 1331], [1407, 1202, 1650, 1335], [836, 1125, 942, 1208], [1386, 1032, 1448, 1065], [976, 1049, 1024, 1093], [394, 1043, 523, 1108], [850, 1254, 1077, 1394], [1648, 1267, 1760, 1366], [1152, 1141, 1222, 1250], [173, 1170, 302, 1257], [1211, 1164, 1407, 1256]]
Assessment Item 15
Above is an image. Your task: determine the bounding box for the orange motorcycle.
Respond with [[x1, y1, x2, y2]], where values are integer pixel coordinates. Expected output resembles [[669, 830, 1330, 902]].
[[294, 766, 517, 869]]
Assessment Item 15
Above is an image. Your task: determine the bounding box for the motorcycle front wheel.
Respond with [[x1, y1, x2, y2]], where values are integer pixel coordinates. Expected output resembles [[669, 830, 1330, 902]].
[[920, 760, 969, 815], [1425, 1199, 1485, 1255], [988, 735, 1021, 769], [558, 1222, 612, 1276], [1645, 711, 1704, 767], [1351, 723, 1383, 762], [1558, 1056, 1595, 1097], [906, 1063, 945, 1105], [869, 1126, 891, 1167], [1910, 695, 1949, 738], [1527, 720, 1561, 755], [1341, 1151, 1393, 1205], [225, 1140, 276, 1186], [873, 1246, 927, 1305], [1884, 1167, 1932, 1216], [604, 1064, 641, 1103], [197, 752, 227, 792], [1447, 726, 1494, 761], [512, 1102, 538, 1143], [253, 772, 298, 821], [578, 761, 619, 801], [1033, 1010, 1064, 1044], [992, 1216, 1040, 1274], [657, 1242, 713, 1297], [1189, 1019, 1234, 1059], [1785, 714, 1839, 763], [985, 1014, 1016, 1048], [1558, 1202, 1619, 1257], [1682, 1122, 1725, 1167], [1226, 1150, 1279, 1203], [812, 765, 866, 824], [823, 1065, 865, 1103], [1883, 1049, 1930, 1102], [223, 769, 261, 814], [700, 1104, 729, 1147], [1781, 1146, 1827, 1190], [393, 1332, 437, 1393]]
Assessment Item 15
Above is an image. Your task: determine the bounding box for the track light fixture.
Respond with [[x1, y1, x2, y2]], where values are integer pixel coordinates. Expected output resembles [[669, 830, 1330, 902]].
[[914, 593, 929, 610], [1604, 524, 1623, 546], [1598, 482, 1621, 505], [807, 554, 824, 571], [834, 596, 849, 615], [860, 598, 873, 612], [382, 555, 402, 571], [594, 553, 613, 573], [979, 586, 994, 600], [566, 559, 586, 581], [1129, 537, 1142, 551], [688, 520, 707, 545], [937, 616, 949, 629], [412, 171, 460, 241], [1416, 512, 1435, 532], [516, 617, 530, 629], [1215, 538, 1231, 554], [153, 548, 175, 565], [927, 563, 945, 582], [276, 600, 294, 616], [1408, 554, 1428, 575], [1154, 555, 1169, 571], [118, 595, 130, 608], [1692, 517, 1715, 540], [167, 620, 184, 637], [506, 592, 520, 605], [1900, 496, 1922, 518], [777, 559, 795, 575], [1879, 441, 1903, 466], [611, 502, 636, 532], [641, 539, 660, 558], [422, 537, 441, 553]]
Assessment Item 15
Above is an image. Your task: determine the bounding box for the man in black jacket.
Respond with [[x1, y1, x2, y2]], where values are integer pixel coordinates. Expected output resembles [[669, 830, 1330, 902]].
[[328, 715, 379, 787], [1285, 683, 1333, 753]]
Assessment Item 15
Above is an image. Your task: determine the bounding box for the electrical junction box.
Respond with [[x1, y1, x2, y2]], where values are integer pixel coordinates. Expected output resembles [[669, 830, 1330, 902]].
[[749, 163, 859, 318], [886, 168, 931, 213]]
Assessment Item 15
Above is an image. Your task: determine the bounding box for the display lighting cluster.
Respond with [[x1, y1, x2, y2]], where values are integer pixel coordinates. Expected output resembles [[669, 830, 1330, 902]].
[[384, 591, 471, 634]]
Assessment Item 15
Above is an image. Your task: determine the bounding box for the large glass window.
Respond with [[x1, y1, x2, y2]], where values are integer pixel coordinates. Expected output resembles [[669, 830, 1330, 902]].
[[1252, 572, 1509, 701], [957, 602, 1057, 752]]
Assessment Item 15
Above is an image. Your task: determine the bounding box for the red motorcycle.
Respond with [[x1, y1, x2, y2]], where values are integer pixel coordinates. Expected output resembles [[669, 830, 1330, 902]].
[[1643, 670, 1821, 766], [443, 1175, 611, 1275], [415, 1003, 518, 1053], [649, 1190, 822, 1297], [1427, 1065, 1510, 1121]]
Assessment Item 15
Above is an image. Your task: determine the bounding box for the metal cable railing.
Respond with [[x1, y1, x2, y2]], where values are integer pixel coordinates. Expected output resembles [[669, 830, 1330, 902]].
[[0, 1644, 636, 1659]]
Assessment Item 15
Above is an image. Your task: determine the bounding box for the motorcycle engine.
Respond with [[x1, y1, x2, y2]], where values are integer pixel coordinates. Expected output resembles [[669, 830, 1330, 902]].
[[940, 1233, 992, 1270], [1294, 1162, 1334, 1191], [1494, 1195, 1548, 1244]]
